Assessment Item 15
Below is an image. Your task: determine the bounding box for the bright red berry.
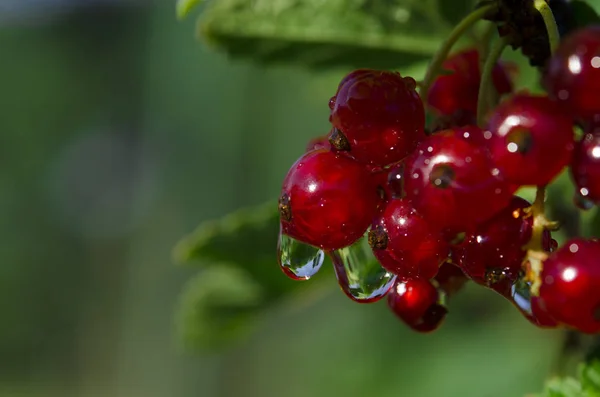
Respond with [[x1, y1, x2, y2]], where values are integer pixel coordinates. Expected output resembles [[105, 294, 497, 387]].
[[571, 133, 600, 204], [387, 278, 447, 333], [486, 94, 575, 186], [539, 238, 600, 333], [452, 196, 532, 295], [428, 48, 513, 116], [403, 128, 514, 233], [279, 149, 379, 250], [543, 26, 600, 124], [369, 199, 448, 279], [329, 70, 425, 167]]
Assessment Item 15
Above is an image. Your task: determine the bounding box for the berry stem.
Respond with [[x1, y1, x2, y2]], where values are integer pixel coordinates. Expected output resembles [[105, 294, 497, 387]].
[[476, 36, 509, 127], [524, 185, 552, 296], [534, 0, 560, 54], [420, 4, 496, 100]]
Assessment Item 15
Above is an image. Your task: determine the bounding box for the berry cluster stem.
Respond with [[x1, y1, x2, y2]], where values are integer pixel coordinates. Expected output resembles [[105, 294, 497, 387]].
[[524, 186, 554, 295], [476, 36, 509, 127], [534, 0, 560, 53], [420, 4, 496, 100]]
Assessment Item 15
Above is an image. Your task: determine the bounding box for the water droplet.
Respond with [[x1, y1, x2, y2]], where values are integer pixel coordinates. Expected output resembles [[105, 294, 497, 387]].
[[511, 280, 532, 315], [574, 191, 595, 210], [278, 230, 324, 280], [330, 233, 396, 303]]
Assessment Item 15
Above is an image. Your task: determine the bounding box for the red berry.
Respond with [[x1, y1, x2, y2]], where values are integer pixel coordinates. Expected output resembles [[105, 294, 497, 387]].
[[434, 261, 468, 297], [305, 134, 331, 152], [571, 133, 600, 204], [329, 70, 425, 167], [403, 128, 514, 233], [543, 26, 600, 124], [453, 196, 532, 294], [486, 94, 575, 186], [529, 297, 560, 328], [369, 199, 449, 279], [539, 238, 600, 333], [383, 162, 405, 199], [279, 149, 379, 250], [428, 48, 513, 116], [387, 278, 447, 333]]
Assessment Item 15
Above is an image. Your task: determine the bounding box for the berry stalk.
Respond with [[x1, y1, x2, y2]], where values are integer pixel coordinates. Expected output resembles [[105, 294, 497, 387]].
[[420, 4, 496, 100], [476, 36, 509, 126], [534, 0, 560, 53]]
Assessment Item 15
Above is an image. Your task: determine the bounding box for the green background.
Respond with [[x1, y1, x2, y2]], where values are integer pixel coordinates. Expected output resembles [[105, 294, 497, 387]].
[[0, 0, 596, 396]]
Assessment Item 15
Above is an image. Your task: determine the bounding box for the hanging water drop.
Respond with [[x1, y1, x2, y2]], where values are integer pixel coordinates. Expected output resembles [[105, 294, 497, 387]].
[[330, 232, 396, 303], [574, 190, 595, 210], [277, 229, 324, 280]]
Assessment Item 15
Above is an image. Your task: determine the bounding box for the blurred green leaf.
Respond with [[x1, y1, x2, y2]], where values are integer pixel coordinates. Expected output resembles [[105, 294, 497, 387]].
[[571, 1, 600, 28], [194, 0, 453, 69], [176, 0, 204, 20], [580, 360, 600, 393], [538, 377, 584, 397], [176, 264, 264, 350]]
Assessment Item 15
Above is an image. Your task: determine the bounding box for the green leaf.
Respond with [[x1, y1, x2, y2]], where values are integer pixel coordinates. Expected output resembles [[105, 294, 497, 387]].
[[195, 0, 452, 69], [176, 264, 264, 350], [580, 360, 600, 393], [539, 377, 584, 397], [571, 1, 600, 28], [176, 0, 204, 20]]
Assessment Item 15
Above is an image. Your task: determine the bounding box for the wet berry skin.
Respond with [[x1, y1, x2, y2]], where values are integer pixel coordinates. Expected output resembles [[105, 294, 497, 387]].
[[571, 133, 600, 204], [543, 26, 600, 124], [279, 149, 379, 250], [453, 196, 532, 295], [539, 238, 600, 333], [486, 94, 574, 186], [329, 70, 425, 167], [387, 278, 447, 332], [403, 128, 514, 233], [528, 297, 560, 328], [428, 48, 513, 116], [369, 199, 448, 279]]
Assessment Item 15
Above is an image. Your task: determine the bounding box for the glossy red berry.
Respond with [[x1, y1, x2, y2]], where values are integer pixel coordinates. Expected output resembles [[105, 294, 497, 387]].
[[543, 26, 600, 124], [434, 261, 468, 297], [387, 278, 447, 333], [329, 70, 425, 167], [453, 196, 532, 295], [369, 199, 449, 279], [279, 149, 379, 250], [571, 133, 600, 204], [305, 134, 331, 152], [508, 284, 560, 328], [403, 128, 514, 233], [529, 297, 560, 328], [428, 48, 513, 116], [539, 238, 600, 333], [486, 94, 575, 186]]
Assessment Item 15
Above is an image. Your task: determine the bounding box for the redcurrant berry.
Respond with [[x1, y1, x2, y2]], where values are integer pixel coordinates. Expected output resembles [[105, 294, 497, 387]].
[[403, 128, 514, 233], [428, 48, 513, 116], [329, 70, 425, 167], [571, 133, 600, 204], [369, 199, 448, 279], [453, 196, 531, 295], [279, 149, 379, 250], [486, 94, 575, 186], [539, 238, 600, 333], [543, 26, 600, 124], [387, 278, 447, 333]]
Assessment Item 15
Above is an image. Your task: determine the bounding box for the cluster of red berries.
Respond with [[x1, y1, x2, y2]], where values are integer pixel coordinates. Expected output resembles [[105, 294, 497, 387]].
[[278, 25, 600, 334]]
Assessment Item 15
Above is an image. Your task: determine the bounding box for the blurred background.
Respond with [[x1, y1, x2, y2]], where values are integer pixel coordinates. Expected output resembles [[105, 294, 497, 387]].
[[0, 0, 577, 396]]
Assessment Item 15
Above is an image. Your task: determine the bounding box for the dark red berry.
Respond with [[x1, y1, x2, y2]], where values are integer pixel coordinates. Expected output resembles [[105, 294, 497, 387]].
[[329, 70, 425, 167], [543, 26, 600, 124], [486, 94, 574, 186], [369, 199, 448, 279], [305, 134, 331, 152], [571, 133, 600, 204], [428, 48, 513, 116], [539, 238, 600, 333], [428, 109, 477, 134], [403, 128, 514, 233], [529, 296, 560, 328], [387, 278, 447, 332], [384, 162, 405, 199], [279, 149, 379, 250], [434, 261, 468, 297], [453, 196, 532, 295]]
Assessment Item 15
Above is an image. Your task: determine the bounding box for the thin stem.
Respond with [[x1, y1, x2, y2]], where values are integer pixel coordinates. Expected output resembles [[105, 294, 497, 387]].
[[534, 0, 560, 54], [525, 185, 551, 296], [477, 36, 509, 127], [420, 4, 496, 100]]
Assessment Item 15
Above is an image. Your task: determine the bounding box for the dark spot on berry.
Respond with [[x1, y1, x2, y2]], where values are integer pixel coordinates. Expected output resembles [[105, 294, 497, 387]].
[[329, 128, 351, 151], [506, 127, 534, 154], [429, 164, 455, 188], [403, 76, 417, 91], [368, 225, 388, 250], [377, 185, 386, 201], [278, 193, 292, 222], [484, 267, 508, 286]]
